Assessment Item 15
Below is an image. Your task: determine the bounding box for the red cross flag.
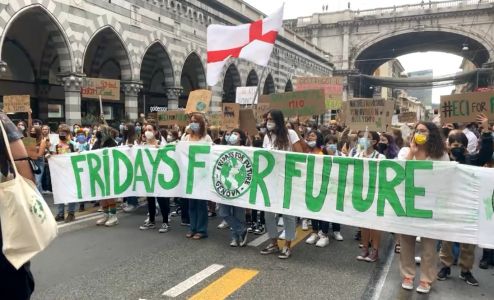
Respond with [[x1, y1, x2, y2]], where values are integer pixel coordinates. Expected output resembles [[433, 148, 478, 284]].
[[206, 5, 284, 86]]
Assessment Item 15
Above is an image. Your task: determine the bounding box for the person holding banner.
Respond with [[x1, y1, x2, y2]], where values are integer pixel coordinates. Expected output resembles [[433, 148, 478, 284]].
[[437, 113, 492, 286], [218, 129, 249, 247], [120, 123, 140, 213], [399, 122, 450, 294], [139, 124, 171, 233], [354, 131, 385, 263], [182, 113, 212, 240], [260, 109, 303, 259]]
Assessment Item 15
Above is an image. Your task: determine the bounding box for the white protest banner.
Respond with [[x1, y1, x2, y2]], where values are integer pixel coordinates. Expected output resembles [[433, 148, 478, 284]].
[[48, 144, 494, 248], [236, 86, 258, 105]]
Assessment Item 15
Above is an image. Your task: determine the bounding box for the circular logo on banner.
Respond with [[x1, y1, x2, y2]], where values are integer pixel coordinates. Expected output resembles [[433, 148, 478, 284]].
[[212, 149, 253, 199]]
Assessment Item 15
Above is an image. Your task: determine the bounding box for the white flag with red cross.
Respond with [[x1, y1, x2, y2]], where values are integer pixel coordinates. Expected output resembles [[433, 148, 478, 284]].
[[206, 5, 284, 86]]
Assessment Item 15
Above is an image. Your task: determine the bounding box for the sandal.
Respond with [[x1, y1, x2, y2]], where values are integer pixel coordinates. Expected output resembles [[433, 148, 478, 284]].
[[192, 233, 207, 240], [395, 243, 401, 254], [186, 232, 194, 238]]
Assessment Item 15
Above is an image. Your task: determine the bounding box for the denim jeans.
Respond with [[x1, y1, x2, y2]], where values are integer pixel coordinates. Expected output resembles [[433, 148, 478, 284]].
[[218, 204, 246, 240], [57, 203, 76, 215], [34, 158, 45, 192], [265, 213, 296, 241], [188, 199, 208, 236]]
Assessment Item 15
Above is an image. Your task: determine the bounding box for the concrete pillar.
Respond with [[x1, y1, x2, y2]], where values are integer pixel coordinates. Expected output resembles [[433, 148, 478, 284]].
[[165, 87, 183, 110], [36, 84, 51, 121], [122, 81, 142, 121], [341, 27, 350, 70], [61, 73, 84, 125]]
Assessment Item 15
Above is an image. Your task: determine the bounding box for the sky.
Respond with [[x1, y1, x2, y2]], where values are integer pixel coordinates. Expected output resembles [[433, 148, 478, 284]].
[[244, 0, 464, 103]]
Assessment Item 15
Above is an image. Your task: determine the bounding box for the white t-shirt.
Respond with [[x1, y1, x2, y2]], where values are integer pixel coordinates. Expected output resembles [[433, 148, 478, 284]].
[[263, 129, 300, 151], [463, 128, 478, 155], [397, 147, 450, 161], [355, 150, 386, 160], [181, 134, 213, 143]]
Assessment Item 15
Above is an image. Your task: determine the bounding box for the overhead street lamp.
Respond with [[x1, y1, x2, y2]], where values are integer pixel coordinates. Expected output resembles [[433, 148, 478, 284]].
[[462, 43, 469, 51]]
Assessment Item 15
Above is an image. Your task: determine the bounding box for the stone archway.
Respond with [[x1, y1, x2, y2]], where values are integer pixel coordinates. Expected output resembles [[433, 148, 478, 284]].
[[181, 52, 206, 107], [223, 64, 241, 103], [285, 79, 293, 92], [263, 73, 275, 95], [246, 69, 259, 87]]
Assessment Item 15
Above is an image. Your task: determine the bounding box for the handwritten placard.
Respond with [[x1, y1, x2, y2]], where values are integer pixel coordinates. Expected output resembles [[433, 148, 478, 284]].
[[185, 89, 212, 114], [440, 91, 494, 123], [260, 90, 326, 117], [343, 98, 394, 131], [222, 103, 240, 131], [81, 78, 120, 101], [295, 76, 344, 110], [398, 111, 418, 123], [3, 95, 30, 113], [236, 86, 258, 105], [255, 103, 270, 124], [239, 109, 258, 136], [158, 110, 188, 127]]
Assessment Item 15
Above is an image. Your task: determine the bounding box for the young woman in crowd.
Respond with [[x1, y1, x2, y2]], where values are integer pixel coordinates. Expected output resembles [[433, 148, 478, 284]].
[[260, 109, 303, 259], [304, 130, 331, 247], [218, 129, 249, 247], [182, 113, 212, 240], [246, 134, 266, 235], [392, 128, 405, 149], [399, 122, 450, 294], [355, 131, 385, 263], [377, 133, 399, 159], [27, 126, 48, 194], [120, 123, 140, 213], [437, 114, 492, 286], [92, 125, 119, 227], [138, 124, 172, 233], [16, 120, 28, 137]]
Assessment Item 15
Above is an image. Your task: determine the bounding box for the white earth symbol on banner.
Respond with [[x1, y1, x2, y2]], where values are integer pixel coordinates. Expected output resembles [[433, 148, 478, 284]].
[[213, 150, 253, 199]]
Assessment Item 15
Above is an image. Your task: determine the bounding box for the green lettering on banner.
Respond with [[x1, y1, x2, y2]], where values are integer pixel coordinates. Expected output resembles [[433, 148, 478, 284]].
[[102, 149, 111, 196], [158, 145, 180, 190], [333, 157, 353, 212], [144, 148, 161, 191], [405, 161, 434, 218], [490, 96, 494, 113], [283, 153, 307, 209], [71, 154, 86, 199], [352, 159, 377, 212], [249, 150, 275, 207], [377, 160, 406, 216], [133, 149, 152, 192], [86, 153, 105, 197], [113, 149, 133, 195], [186, 145, 211, 194], [305, 156, 331, 212]]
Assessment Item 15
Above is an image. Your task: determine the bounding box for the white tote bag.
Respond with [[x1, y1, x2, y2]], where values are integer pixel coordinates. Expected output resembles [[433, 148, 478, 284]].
[[0, 121, 58, 269]]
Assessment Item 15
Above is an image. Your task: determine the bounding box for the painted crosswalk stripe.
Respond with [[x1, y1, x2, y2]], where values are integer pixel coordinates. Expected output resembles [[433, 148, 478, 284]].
[[247, 229, 282, 247], [189, 268, 259, 300], [162, 264, 224, 297], [277, 226, 312, 249]]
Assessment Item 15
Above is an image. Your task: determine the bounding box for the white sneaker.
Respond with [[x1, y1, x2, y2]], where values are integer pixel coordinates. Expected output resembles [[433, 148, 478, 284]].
[[306, 233, 319, 245], [105, 214, 119, 227], [159, 223, 170, 233], [96, 214, 109, 226], [316, 236, 330, 247], [123, 204, 137, 213], [332, 231, 344, 241], [318, 230, 324, 238], [278, 217, 284, 226], [416, 236, 421, 243], [140, 220, 155, 230], [230, 239, 238, 247], [301, 219, 309, 231], [415, 256, 421, 264], [217, 220, 229, 229], [278, 230, 286, 240]]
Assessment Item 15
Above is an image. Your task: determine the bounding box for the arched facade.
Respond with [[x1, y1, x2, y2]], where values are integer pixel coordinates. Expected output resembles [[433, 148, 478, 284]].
[[262, 73, 275, 95], [222, 64, 241, 103]]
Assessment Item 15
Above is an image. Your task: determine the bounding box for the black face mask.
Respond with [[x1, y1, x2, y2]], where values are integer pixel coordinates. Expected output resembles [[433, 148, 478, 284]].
[[377, 143, 388, 153], [59, 135, 67, 141], [95, 131, 102, 139], [450, 147, 466, 162]]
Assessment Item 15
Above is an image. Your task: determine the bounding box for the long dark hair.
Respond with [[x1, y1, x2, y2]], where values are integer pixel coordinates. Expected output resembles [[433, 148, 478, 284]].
[[415, 121, 445, 159], [230, 128, 247, 146], [124, 123, 136, 145], [381, 133, 399, 159], [267, 109, 289, 150]]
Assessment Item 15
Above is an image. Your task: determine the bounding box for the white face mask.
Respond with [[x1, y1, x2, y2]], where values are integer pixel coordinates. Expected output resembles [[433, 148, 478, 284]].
[[260, 128, 267, 134], [166, 135, 174, 142], [306, 140, 317, 148], [228, 134, 239, 145], [145, 131, 155, 140], [266, 122, 276, 131]]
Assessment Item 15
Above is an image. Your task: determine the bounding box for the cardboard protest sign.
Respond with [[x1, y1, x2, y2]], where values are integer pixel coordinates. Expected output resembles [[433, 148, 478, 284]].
[[222, 103, 240, 131], [185, 89, 212, 114], [260, 90, 325, 117], [343, 98, 394, 131], [236, 86, 258, 105], [295, 76, 344, 110], [49, 143, 494, 248], [207, 112, 223, 129], [3, 95, 30, 113], [398, 112, 418, 123], [158, 110, 188, 127], [239, 109, 258, 136], [81, 78, 120, 101], [255, 103, 270, 123], [440, 91, 494, 123]]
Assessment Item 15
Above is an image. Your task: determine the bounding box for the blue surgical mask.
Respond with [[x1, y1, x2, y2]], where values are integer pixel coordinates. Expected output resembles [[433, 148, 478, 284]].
[[358, 137, 370, 150], [76, 135, 86, 144], [327, 144, 337, 152], [190, 122, 200, 133]]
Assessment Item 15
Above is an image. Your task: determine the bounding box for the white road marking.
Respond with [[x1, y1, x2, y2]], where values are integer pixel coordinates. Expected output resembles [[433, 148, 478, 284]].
[[247, 229, 282, 247], [57, 212, 103, 229], [370, 248, 395, 300], [162, 264, 225, 297]]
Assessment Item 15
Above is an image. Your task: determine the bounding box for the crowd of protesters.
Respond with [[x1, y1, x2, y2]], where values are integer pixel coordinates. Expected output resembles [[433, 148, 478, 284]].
[[3, 108, 494, 296]]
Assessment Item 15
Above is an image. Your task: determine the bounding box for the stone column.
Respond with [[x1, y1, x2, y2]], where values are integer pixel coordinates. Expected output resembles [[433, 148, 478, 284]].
[[36, 84, 51, 121], [61, 73, 84, 125], [122, 81, 142, 121], [165, 87, 183, 110]]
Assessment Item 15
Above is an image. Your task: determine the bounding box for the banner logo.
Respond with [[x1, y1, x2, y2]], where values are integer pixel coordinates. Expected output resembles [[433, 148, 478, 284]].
[[213, 149, 253, 199]]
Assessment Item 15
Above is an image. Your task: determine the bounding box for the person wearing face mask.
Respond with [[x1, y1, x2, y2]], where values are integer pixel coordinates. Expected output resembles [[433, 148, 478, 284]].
[[182, 113, 212, 240], [260, 109, 303, 259], [436, 114, 491, 287], [26, 126, 48, 194], [138, 124, 172, 233], [17, 121, 28, 137], [118, 123, 140, 212], [354, 131, 386, 264], [377, 133, 399, 159], [217, 129, 250, 247], [397, 122, 450, 294], [53, 125, 77, 222]]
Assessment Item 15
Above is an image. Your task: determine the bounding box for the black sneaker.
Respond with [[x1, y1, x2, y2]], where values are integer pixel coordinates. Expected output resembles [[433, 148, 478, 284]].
[[354, 230, 361, 241], [260, 243, 279, 255], [55, 214, 64, 222], [479, 258, 489, 269], [460, 271, 479, 286], [437, 266, 450, 281], [254, 224, 265, 235]]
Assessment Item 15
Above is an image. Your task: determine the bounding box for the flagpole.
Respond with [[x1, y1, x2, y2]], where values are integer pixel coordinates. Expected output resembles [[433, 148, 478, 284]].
[[251, 66, 267, 109]]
